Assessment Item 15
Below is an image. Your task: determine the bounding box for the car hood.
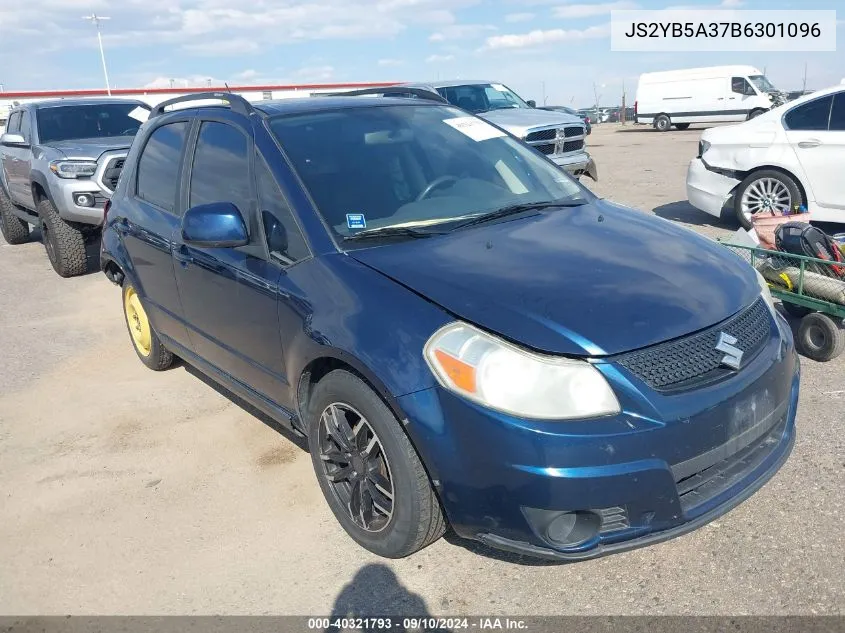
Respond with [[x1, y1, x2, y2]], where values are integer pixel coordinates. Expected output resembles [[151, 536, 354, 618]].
[[478, 108, 583, 137], [47, 137, 135, 161], [350, 200, 760, 357]]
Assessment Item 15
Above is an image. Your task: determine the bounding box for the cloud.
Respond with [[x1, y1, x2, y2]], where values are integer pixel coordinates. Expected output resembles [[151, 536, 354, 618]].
[[294, 65, 335, 80], [482, 24, 610, 50], [143, 75, 222, 88], [425, 54, 455, 63], [181, 38, 260, 56], [553, 2, 638, 19], [429, 23, 496, 41], [377, 58, 405, 67], [505, 13, 535, 23]]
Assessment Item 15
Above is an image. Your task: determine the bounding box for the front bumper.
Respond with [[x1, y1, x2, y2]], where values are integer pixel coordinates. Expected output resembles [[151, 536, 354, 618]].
[[686, 158, 740, 219], [552, 151, 597, 181], [50, 178, 109, 225], [398, 312, 799, 560]]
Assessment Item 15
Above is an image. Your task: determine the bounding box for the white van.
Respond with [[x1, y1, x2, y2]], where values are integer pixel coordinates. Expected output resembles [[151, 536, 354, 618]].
[[635, 65, 785, 131]]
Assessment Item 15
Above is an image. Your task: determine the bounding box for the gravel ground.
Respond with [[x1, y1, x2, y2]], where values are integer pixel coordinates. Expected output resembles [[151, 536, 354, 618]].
[[1, 123, 843, 616]]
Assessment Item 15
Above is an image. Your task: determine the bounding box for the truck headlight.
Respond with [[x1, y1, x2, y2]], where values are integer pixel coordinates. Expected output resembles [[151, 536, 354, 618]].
[[424, 322, 621, 420], [50, 160, 98, 179]]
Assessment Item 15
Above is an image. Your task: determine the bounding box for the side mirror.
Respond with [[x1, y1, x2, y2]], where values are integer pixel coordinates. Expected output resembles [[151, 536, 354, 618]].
[[1, 133, 28, 147], [526, 100, 537, 108], [182, 202, 248, 248]]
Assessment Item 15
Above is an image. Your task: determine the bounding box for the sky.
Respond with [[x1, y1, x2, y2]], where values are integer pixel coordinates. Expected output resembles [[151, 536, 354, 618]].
[[0, 0, 842, 108]]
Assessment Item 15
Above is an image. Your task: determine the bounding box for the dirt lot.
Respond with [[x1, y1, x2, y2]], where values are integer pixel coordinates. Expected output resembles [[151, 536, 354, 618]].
[[1, 123, 843, 616]]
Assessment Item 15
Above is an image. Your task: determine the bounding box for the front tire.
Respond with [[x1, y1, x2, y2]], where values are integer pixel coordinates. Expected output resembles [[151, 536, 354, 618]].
[[733, 169, 802, 230], [38, 198, 87, 277], [748, 109, 766, 119], [122, 282, 174, 370], [653, 114, 671, 132], [0, 187, 30, 245], [307, 370, 446, 558]]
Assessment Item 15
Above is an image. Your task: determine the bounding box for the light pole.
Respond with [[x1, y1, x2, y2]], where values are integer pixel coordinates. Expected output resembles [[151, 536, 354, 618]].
[[83, 14, 112, 96]]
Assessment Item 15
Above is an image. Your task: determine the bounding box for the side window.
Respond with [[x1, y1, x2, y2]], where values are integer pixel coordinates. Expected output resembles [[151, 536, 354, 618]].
[[255, 154, 309, 264], [19, 112, 31, 141], [189, 121, 250, 214], [6, 112, 21, 134], [829, 93, 845, 132], [784, 95, 833, 131], [136, 122, 188, 212], [731, 77, 754, 96]]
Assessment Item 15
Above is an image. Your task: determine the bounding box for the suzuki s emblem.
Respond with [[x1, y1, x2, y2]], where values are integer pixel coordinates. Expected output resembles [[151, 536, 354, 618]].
[[715, 332, 743, 370]]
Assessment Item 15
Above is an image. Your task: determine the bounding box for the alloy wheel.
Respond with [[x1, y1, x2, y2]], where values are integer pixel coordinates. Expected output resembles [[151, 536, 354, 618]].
[[318, 403, 394, 533], [740, 177, 792, 222]]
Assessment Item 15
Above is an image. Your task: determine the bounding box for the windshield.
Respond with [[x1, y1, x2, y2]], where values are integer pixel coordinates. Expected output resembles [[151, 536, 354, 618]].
[[749, 75, 777, 93], [36, 103, 149, 144], [434, 83, 530, 114], [269, 105, 587, 246]]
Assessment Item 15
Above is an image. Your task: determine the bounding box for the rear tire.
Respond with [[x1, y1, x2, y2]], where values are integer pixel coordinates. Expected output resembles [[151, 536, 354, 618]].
[[674, 123, 691, 130], [733, 169, 802, 230], [653, 114, 671, 132], [122, 282, 175, 371], [781, 302, 812, 319], [0, 187, 30, 245], [38, 198, 87, 277], [796, 312, 845, 362], [307, 369, 446, 558]]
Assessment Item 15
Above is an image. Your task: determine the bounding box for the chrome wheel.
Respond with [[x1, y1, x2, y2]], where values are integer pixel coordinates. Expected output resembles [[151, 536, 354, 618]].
[[740, 177, 792, 221], [318, 403, 394, 533]]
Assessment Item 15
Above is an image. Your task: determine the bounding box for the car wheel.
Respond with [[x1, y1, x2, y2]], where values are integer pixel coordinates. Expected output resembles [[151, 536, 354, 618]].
[[307, 369, 446, 558], [674, 123, 691, 130], [0, 187, 30, 245], [653, 115, 671, 132], [748, 109, 766, 119], [122, 282, 175, 370], [797, 313, 845, 362], [733, 169, 802, 230], [38, 198, 87, 277]]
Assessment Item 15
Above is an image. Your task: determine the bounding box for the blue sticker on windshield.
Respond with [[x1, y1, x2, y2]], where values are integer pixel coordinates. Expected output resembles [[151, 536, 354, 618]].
[[346, 214, 367, 229]]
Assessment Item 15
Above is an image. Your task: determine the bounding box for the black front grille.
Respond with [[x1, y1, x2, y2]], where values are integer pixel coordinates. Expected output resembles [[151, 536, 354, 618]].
[[674, 412, 787, 513], [102, 158, 125, 192], [562, 139, 584, 153], [562, 126, 583, 138], [616, 298, 772, 391], [535, 143, 556, 155], [525, 128, 557, 142]]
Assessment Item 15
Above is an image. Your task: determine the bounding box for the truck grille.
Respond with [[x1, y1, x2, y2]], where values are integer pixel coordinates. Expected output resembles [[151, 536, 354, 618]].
[[535, 143, 555, 155], [562, 126, 584, 138], [525, 129, 557, 143], [102, 157, 125, 192], [563, 139, 583, 152], [615, 298, 772, 392]]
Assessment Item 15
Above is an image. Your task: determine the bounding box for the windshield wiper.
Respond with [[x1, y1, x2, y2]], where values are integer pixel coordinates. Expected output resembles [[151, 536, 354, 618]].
[[343, 225, 448, 242], [449, 200, 587, 231]]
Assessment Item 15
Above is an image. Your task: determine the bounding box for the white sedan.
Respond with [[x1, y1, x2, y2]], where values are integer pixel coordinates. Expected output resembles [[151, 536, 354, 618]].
[[686, 82, 845, 228]]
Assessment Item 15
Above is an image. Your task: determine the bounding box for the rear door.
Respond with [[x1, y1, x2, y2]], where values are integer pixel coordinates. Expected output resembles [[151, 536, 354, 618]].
[[14, 111, 34, 205], [171, 115, 299, 401], [1, 112, 26, 204], [122, 118, 193, 347], [784, 91, 845, 214]]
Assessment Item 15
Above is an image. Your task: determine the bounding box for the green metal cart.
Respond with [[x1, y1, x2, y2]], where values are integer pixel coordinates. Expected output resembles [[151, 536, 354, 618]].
[[721, 241, 845, 362]]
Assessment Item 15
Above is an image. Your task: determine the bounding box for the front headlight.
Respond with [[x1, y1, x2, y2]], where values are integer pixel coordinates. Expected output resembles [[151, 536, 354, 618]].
[[754, 268, 776, 312], [424, 322, 621, 420], [50, 160, 98, 179]]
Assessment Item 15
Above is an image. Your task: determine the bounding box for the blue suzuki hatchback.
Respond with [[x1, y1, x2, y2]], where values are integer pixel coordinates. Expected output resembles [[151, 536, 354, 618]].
[[101, 91, 799, 560]]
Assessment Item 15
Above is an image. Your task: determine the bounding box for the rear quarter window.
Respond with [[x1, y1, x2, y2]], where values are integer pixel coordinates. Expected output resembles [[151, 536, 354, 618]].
[[135, 122, 189, 212], [784, 95, 833, 131]]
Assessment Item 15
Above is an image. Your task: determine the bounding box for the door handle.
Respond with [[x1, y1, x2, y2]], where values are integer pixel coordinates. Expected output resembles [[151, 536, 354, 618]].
[[797, 139, 822, 148]]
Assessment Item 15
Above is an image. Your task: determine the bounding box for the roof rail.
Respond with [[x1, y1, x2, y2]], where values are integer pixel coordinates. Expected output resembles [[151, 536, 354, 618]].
[[149, 91, 258, 118], [327, 87, 448, 104]]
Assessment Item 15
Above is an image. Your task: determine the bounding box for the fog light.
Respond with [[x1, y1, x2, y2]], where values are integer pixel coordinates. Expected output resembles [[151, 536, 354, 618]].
[[522, 507, 602, 548], [73, 193, 96, 208]]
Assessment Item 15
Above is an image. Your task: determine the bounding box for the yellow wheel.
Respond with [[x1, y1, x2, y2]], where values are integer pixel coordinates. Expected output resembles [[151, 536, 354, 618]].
[[121, 282, 174, 370]]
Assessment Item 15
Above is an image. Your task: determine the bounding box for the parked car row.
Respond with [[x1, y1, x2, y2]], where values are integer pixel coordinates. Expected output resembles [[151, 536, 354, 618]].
[[2, 87, 800, 563]]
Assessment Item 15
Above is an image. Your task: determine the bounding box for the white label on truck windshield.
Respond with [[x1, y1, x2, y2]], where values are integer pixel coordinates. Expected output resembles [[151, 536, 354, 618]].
[[443, 117, 506, 142], [128, 106, 149, 122], [491, 83, 508, 92]]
